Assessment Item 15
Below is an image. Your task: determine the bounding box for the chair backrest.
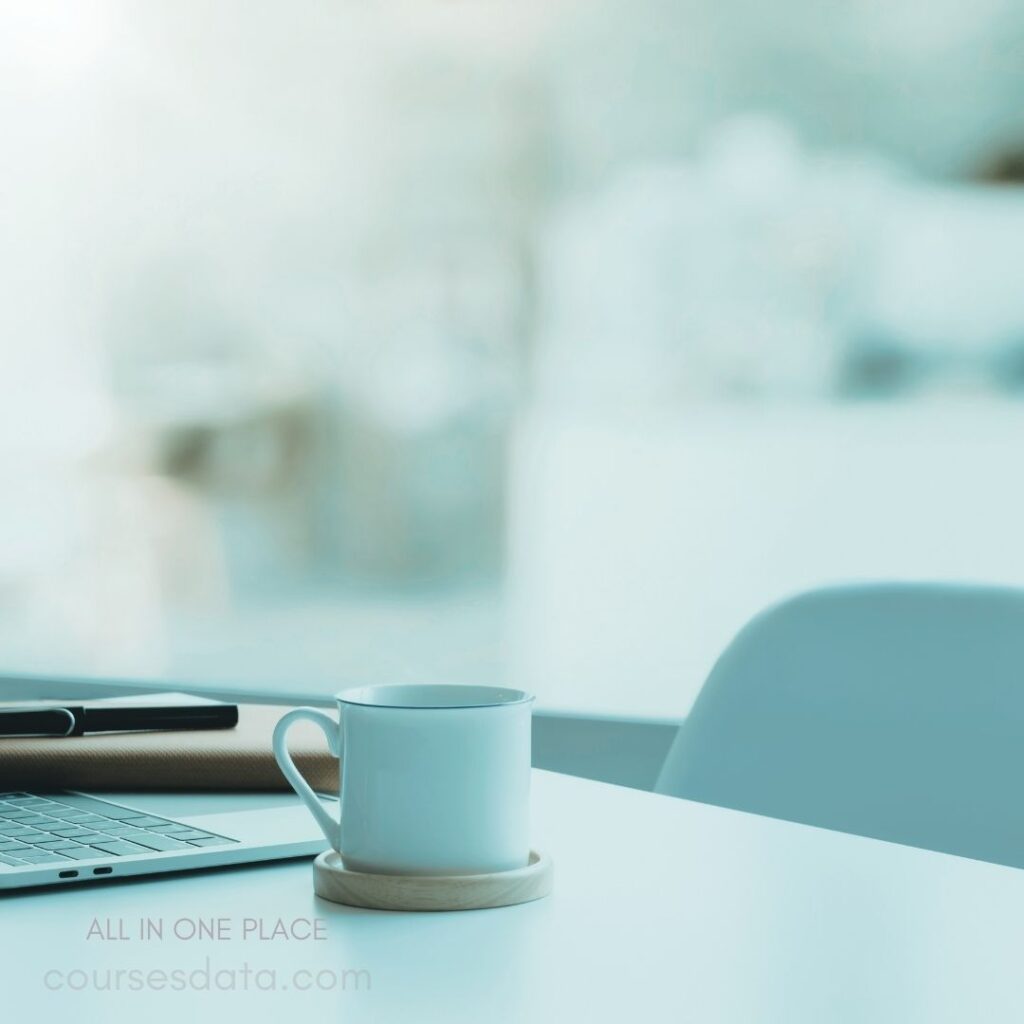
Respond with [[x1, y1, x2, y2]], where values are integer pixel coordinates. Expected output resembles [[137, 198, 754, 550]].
[[655, 583, 1024, 868]]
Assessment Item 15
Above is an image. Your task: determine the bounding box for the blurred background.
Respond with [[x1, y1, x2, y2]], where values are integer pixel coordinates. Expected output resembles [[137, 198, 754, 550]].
[[4, 0, 1024, 717]]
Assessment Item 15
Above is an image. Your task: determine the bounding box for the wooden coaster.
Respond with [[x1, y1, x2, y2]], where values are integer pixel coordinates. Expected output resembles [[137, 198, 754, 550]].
[[313, 849, 553, 912]]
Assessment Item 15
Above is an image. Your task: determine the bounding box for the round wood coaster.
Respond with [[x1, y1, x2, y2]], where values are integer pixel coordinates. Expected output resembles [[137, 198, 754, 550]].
[[313, 849, 553, 912]]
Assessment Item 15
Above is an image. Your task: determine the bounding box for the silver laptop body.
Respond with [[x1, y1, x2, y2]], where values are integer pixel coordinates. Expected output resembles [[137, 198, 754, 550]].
[[0, 790, 327, 890]]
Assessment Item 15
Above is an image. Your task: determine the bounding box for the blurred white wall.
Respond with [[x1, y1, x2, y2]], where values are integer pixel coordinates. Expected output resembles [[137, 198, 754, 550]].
[[3, 0, 1024, 704]]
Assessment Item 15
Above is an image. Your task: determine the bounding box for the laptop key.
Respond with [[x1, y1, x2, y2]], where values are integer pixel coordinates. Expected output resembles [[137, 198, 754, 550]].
[[93, 806, 153, 821], [89, 840, 151, 856], [62, 802, 142, 819], [158, 828, 215, 841], [35, 839, 84, 851], [44, 807, 96, 820], [48, 797, 144, 820], [0, 854, 26, 866], [116, 828, 168, 843], [119, 832, 190, 852], [16, 850, 71, 863], [121, 816, 170, 828], [48, 827, 100, 839], [1, 829, 48, 842], [0, 840, 30, 852], [61, 814, 110, 826], [13, 817, 62, 829], [186, 837, 231, 847], [157, 823, 216, 839], [60, 847, 104, 861]]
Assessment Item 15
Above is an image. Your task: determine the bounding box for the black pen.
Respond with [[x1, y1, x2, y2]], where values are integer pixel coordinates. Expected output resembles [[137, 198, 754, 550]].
[[0, 702, 238, 738]]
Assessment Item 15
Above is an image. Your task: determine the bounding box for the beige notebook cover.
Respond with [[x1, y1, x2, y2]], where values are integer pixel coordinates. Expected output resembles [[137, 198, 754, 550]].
[[0, 703, 336, 793]]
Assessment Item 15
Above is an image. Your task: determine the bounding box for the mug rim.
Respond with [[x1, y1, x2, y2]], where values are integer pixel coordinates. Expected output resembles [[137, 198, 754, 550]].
[[335, 684, 534, 710]]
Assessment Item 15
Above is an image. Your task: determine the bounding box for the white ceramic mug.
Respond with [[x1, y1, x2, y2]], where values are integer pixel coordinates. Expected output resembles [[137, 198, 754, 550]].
[[273, 684, 534, 876]]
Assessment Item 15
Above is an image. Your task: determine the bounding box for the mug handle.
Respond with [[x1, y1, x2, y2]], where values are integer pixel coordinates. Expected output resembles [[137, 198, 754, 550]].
[[272, 708, 341, 850]]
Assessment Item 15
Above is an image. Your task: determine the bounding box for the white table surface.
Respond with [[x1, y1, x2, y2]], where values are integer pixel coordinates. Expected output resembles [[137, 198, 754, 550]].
[[3, 770, 1024, 1022]]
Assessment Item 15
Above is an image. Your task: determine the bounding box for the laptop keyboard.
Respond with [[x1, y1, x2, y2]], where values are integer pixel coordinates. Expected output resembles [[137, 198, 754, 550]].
[[0, 793, 236, 868]]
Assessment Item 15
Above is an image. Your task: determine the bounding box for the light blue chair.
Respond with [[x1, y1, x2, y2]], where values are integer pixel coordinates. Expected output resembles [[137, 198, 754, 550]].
[[655, 582, 1024, 868]]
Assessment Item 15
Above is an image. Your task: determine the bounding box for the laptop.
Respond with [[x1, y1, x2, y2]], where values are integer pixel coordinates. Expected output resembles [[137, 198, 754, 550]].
[[0, 789, 328, 890]]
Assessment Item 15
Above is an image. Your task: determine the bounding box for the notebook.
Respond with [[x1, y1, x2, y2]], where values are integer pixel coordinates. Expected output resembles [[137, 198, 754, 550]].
[[0, 702, 336, 793]]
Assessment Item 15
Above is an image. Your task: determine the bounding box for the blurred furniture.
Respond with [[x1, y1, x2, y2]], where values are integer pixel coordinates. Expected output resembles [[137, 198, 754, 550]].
[[112, 357, 321, 594], [532, 710, 680, 791], [655, 581, 1024, 868], [510, 405, 1024, 717]]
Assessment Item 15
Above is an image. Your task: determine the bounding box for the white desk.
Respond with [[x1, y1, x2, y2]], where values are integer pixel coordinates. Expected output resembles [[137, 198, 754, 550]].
[[3, 771, 1024, 1022]]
